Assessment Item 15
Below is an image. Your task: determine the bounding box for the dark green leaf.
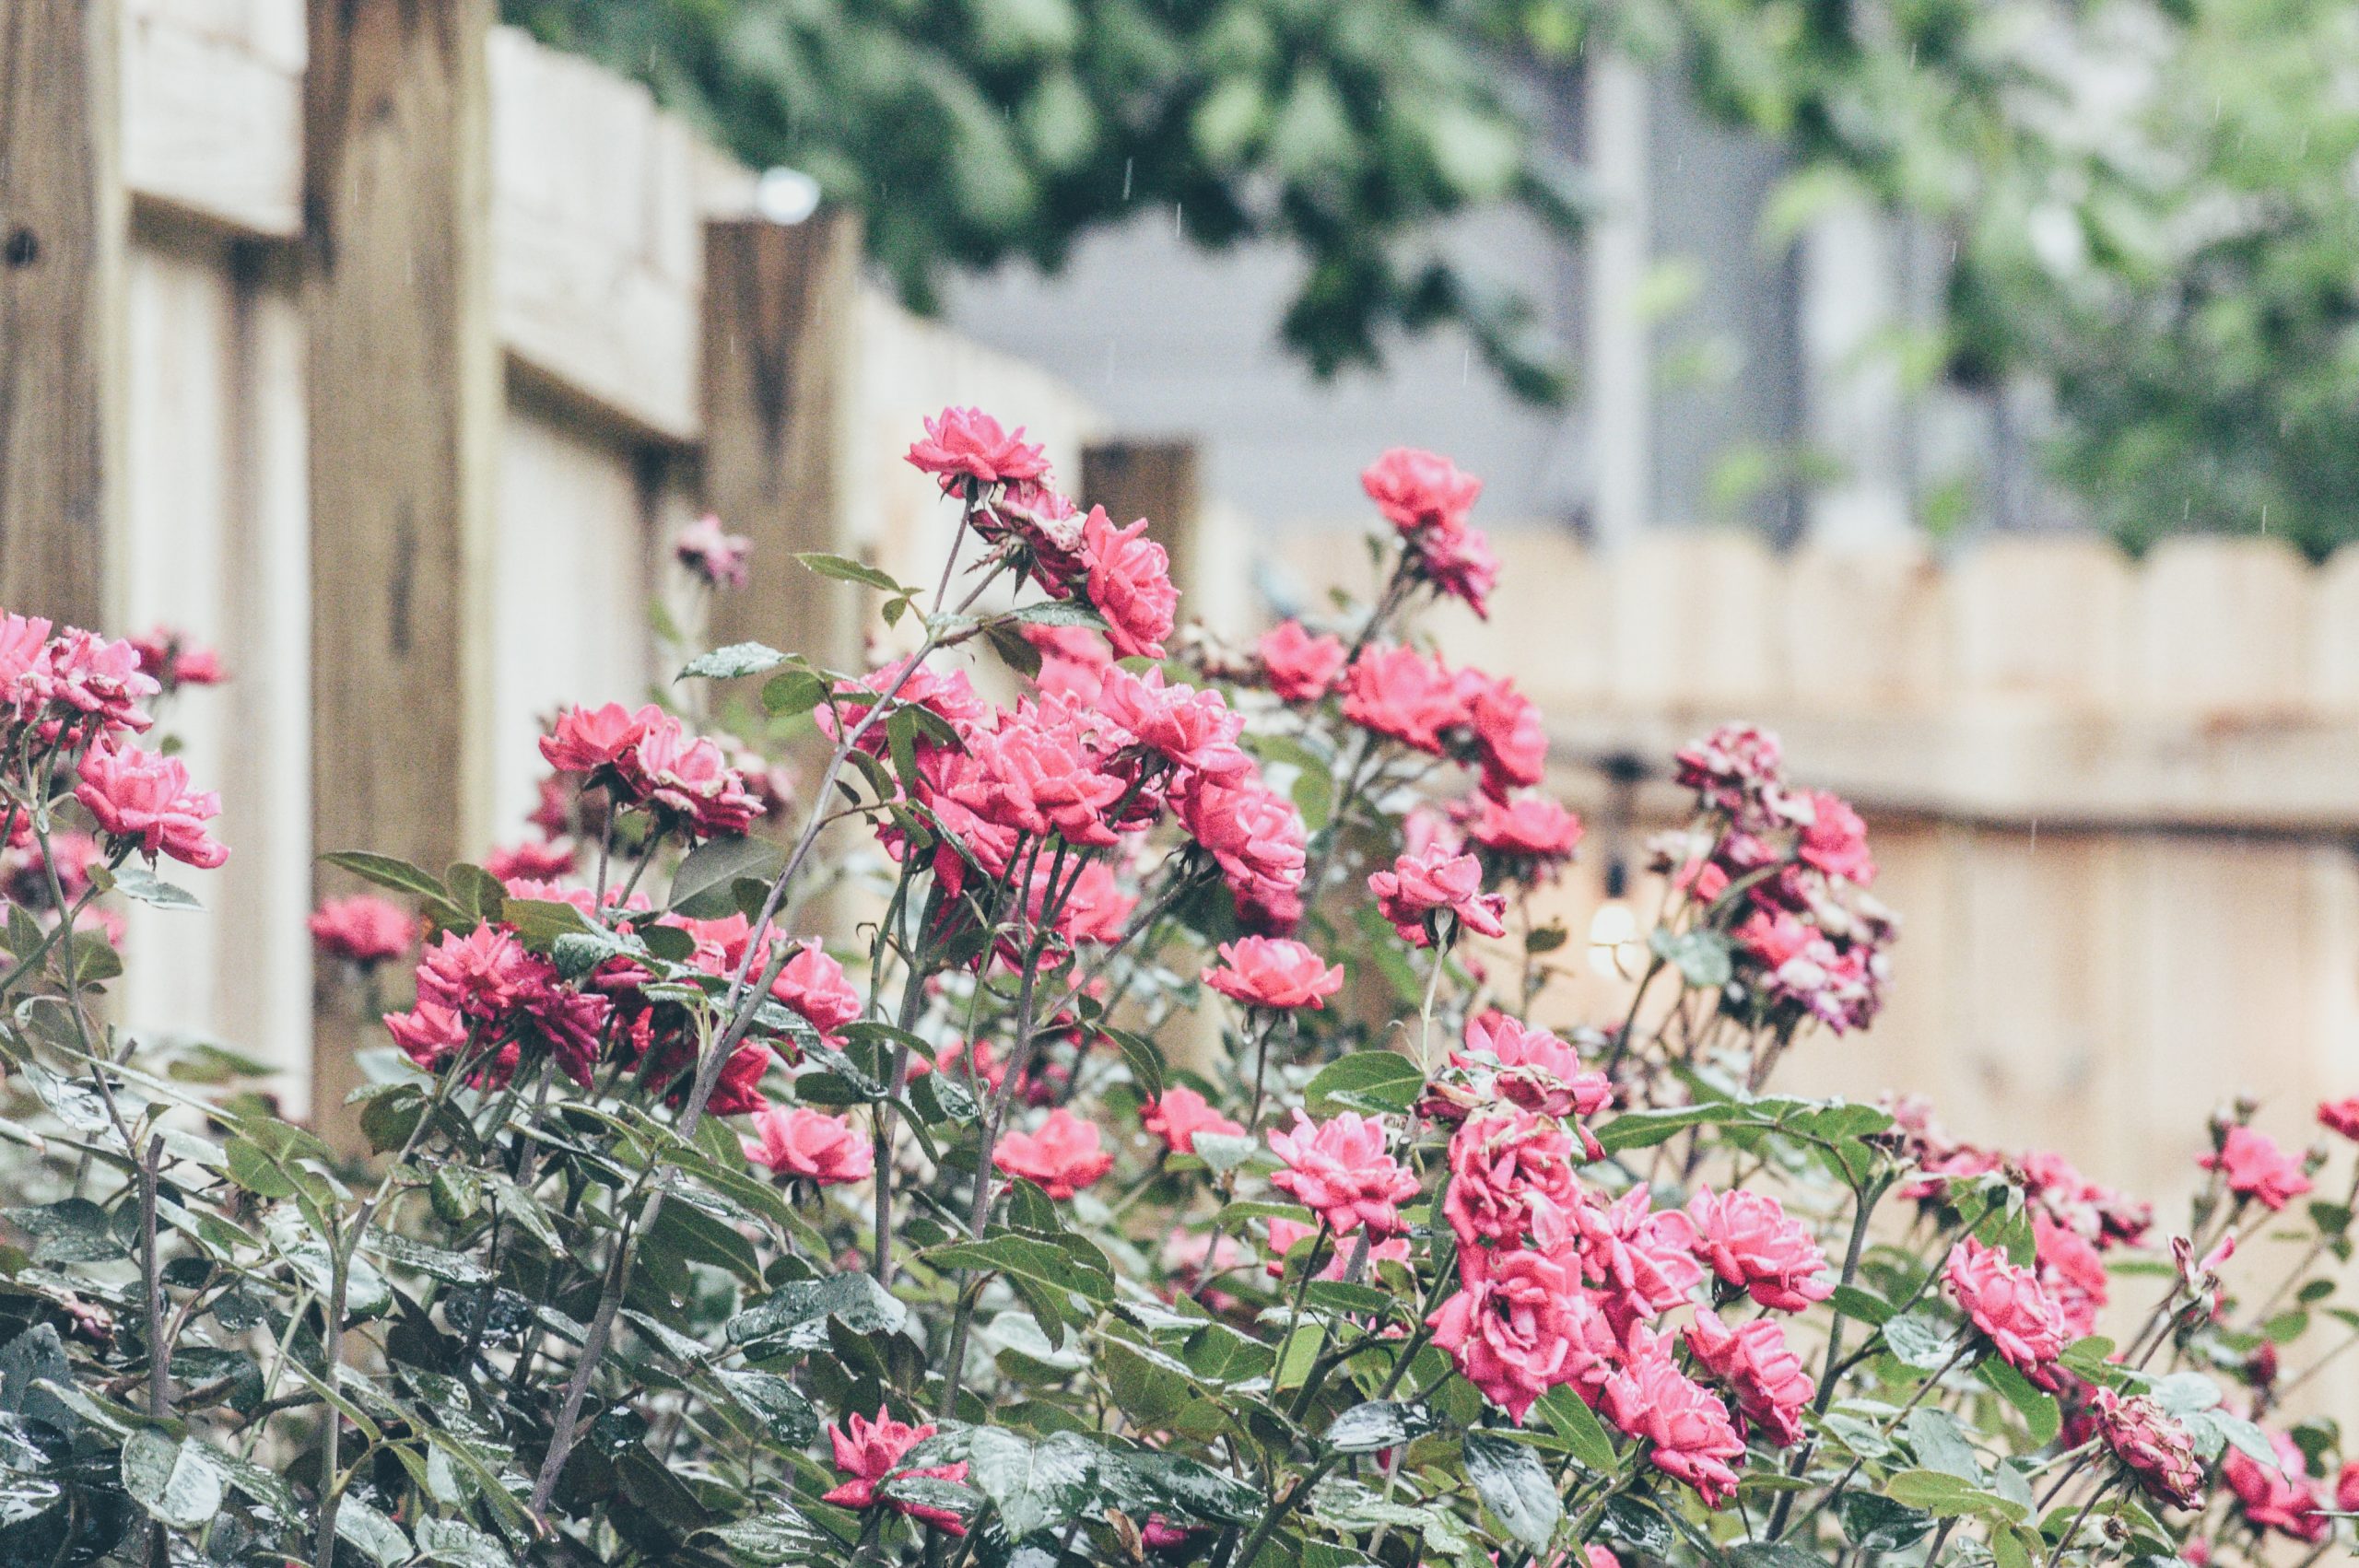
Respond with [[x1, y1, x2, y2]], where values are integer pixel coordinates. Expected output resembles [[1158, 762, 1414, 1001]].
[[682, 642, 788, 680], [1462, 1431, 1560, 1550]]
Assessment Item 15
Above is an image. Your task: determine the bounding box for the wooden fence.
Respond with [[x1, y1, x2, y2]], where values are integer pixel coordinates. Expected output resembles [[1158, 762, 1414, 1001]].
[[1283, 526, 2359, 1211], [1, 4, 1121, 1128]]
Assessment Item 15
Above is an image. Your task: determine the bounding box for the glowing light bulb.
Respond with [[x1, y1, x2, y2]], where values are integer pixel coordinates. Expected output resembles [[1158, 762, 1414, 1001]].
[[1588, 898, 1641, 980]]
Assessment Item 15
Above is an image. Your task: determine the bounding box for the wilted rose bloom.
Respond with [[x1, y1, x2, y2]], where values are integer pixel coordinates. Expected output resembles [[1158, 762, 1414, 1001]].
[[1203, 936, 1343, 1010], [673, 513, 753, 590], [822, 1408, 970, 1534], [1268, 1109, 1420, 1237], [2319, 1096, 2359, 1141], [1360, 446, 1482, 533], [1599, 1340, 1747, 1506], [75, 742, 229, 870], [2199, 1125, 2313, 1211], [1684, 1308, 1814, 1446], [1138, 1087, 1245, 1155], [993, 1107, 1113, 1199], [1673, 721, 1785, 821], [1411, 521, 1500, 618], [1368, 844, 1507, 945], [1943, 1237, 2070, 1387], [742, 1106, 872, 1186], [1684, 1187, 1833, 1313], [1454, 1012, 1612, 1128], [308, 895, 417, 966], [904, 405, 1050, 492], [2091, 1389, 2204, 1509], [1079, 508, 1178, 660], [1258, 620, 1345, 702], [2222, 1430, 2328, 1542]]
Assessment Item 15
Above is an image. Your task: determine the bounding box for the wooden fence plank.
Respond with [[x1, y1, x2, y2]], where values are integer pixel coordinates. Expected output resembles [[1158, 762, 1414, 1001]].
[[2136, 535, 2310, 717], [701, 212, 864, 674], [305, 0, 499, 1144], [1608, 531, 1781, 714], [0, 0, 123, 628]]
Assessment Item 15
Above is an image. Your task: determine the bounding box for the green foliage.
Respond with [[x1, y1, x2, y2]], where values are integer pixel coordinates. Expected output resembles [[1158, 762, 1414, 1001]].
[[498, 0, 1578, 401]]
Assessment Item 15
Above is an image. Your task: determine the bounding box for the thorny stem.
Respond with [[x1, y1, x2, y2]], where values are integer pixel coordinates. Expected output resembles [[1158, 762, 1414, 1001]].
[[1778, 1339, 1975, 1543]]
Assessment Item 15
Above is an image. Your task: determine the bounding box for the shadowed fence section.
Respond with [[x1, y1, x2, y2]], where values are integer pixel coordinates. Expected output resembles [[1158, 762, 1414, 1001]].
[[1281, 525, 2359, 1212]]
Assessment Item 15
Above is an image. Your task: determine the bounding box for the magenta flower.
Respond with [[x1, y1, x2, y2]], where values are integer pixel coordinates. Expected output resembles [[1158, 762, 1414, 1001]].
[[1268, 1109, 1419, 1238]]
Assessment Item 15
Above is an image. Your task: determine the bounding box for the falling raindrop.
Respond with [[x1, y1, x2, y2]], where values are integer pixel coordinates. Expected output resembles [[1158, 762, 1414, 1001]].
[[1122, 158, 1134, 202]]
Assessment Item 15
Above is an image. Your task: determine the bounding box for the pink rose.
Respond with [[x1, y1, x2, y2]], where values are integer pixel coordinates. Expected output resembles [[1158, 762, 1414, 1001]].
[[1426, 1246, 1592, 1422], [2200, 1126, 2313, 1211], [771, 941, 863, 1037], [1177, 773, 1308, 928], [1258, 620, 1346, 702], [1684, 1308, 1814, 1446], [1360, 447, 1482, 533], [1341, 645, 1463, 753], [540, 702, 660, 775], [2319, 1096, 2359, 1141], [2032, 1213, 2108, 1339], [904, 405, 1050, 492], [994, 1107, 1114, 1199], [1673, 722, 1786, 824], [1799, 790, 1876, 884], [822, 1407, 971, 1535], [1942, 1237, 2070, 1388], [1139, 1087, 1245, 1155], [2091, 1388, 2204, 1510], [1412, 521, 1500, 618], [1444, 1111, 1584, 1250], [2223, 1431, 2328, 1542], [483, 839, 576, 882], [74, 742, 229, 870], [1455, 1012, 1612, 1128], [1685, 1188, 1832, 1313], [1599, 1340, 1747, 1506], [1268, 1109, 1420, 1238], [128, 626, 227, 690], [1097, 666, 1250, 781], [308, 895, 417, 966], [623, 716, 761, 838], [1455, 792, 1582, 873], [742, 1106, 873, 1185], [1203, 936, 1344, 1011], [1455, 669, 1544, 799], [1079, 508, 1178, 660], [968, 700, 1128, 846], [1368, 845, 1507, 946], [674, 513, 753, 590], [1568, 1187, 1704, 1328]]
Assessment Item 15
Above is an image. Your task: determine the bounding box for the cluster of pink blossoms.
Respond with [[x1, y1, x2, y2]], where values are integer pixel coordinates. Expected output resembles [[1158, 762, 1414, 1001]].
[[1359, 446, 1501, 618], [1661, 723, 1894, 1033], [0, 614, 229, 877], [907, 407, 1177, 660], [856, 642, 1308, 938], [540, 701, 762, 840], [1257, 1011, 1829, 1508]]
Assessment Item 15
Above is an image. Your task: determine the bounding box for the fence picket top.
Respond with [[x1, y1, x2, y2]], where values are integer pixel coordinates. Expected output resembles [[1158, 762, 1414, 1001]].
[[2306, 542, 2359, 715], [1781, 537, 1946, 714], [1947, 534, 2135, 710], [1608, 528, 1782, 713], [2134, 533, 2311, 720]]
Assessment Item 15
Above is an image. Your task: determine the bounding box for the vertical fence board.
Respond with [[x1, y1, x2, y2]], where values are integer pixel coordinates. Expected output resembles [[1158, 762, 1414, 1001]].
[[0, 0, 123, 627], [1948, 537, 2132, 708], [1781, 541, 1945, 712], [2136, 536, 2311, 716], [702, 213, 863, 673], [1608, 531, 1780, 713], [305, 0, 498, 1144]]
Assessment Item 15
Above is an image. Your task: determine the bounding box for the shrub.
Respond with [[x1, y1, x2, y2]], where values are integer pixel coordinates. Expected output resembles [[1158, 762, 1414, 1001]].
[[0, 414, 2353, 1567]]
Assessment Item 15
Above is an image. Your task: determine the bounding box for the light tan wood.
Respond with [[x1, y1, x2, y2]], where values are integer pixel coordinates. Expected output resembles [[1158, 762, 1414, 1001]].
[[304, 0, 499, 1145], [1, 0, 124, 629], [122, 7, 302, 239], [701, 213, 864, 673]]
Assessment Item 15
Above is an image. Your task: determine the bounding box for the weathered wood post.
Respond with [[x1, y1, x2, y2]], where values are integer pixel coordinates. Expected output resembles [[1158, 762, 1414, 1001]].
[[0, 0, 125, 628], [701, 210, 864, 673], [304, 0, 498, 1141]]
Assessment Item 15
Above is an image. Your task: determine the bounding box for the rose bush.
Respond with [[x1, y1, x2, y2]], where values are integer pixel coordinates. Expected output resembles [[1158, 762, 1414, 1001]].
[[0, 417, 2354, 1568]]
